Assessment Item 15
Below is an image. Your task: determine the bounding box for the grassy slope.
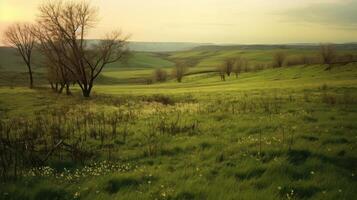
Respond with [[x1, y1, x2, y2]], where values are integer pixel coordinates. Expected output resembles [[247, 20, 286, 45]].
[[2, 45, 354, 86], [98, 48, 323, 85], [106, 52, 174, 70], [96, 64, 357, 96], [0, 48, 357, 200]]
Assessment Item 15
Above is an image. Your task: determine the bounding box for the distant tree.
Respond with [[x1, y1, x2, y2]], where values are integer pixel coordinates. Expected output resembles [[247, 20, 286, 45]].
[[172, 62, 188, 83], [223, 58, 235, 76], [254, 63, 265, 71], [233, 57, 249, 77], [3, 23, 36, 88], [273, 51, 286, 68], [217, 65, 226, 81], [153, 68, 168, 82], [320, 44, 336, 70], [35, 0, 129, 97]]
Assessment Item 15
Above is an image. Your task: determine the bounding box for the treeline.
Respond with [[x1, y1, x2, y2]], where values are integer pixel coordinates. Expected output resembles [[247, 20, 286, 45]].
[[149, 44, 357, 84], [3, 0, 129, 97], [276, 44, 357, 69], [217, 44, 357, 81]]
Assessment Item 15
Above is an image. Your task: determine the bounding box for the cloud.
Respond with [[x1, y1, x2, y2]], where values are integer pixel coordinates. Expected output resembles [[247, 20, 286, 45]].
[[278, 0, 357, 29]]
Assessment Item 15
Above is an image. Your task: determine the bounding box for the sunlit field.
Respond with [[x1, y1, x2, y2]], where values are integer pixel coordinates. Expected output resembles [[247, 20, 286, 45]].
[[1, 44, 357, 200], [1, 0, 357, 199]]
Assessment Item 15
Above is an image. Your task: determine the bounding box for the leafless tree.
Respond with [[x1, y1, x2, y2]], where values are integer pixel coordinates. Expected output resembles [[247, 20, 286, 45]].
[[223, 58, 235, 76], [44, 60, 75, 95], [3, 23, 36, 88], [217, 65, 226, 81], [233, 57, 248, 78], [172, 62, 188, 83], [320, 44, 336, 69], [32, 26, 74, 95], [35, 0, 129, 97], [273, 51, 286, 68]]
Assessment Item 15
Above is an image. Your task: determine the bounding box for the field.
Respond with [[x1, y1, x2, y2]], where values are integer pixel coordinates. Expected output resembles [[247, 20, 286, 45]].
[[0, 45, 357, 200]]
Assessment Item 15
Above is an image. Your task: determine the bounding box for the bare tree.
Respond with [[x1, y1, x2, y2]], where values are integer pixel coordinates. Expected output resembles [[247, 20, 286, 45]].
[[320, 44, 336, 69], [172, 62, 188, 83], [32, 26, 75, 95], [3, 23, 36, 88], [44, 60, 75, 95], [35, 0, 129, 97], [233, 57, 248, 78], [223, 58, 235, 76], [273, 51, 286, 68], [217, 65, 226, 81]]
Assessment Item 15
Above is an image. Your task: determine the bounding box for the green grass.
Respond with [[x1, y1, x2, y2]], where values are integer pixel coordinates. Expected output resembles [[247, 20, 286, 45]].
[[106, 52, 174, 69], [0, 47, 357, 200]]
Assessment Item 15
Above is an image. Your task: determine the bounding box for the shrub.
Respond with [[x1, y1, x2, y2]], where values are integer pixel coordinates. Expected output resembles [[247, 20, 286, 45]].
[[285, 55, 320, 67], [301, 55, 321, 65], [334, 53, 356, 65], [152, 68, 168, 82], [320, 44, 336, 66], [285, 56, 304, 66], [273, 51, 286, 68]]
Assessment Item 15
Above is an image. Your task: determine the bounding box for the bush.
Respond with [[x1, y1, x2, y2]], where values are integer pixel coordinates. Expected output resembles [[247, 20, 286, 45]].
[[152, 68, 168, 82], [273, 51, 286, 68], [301, 55, 321, 65], [334, 53, 356, 64], [320, 44, 336, 65], [285, 56, 304, 67]]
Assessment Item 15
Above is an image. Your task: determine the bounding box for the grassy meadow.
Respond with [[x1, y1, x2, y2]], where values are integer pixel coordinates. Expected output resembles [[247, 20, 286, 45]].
[[0, 45, 357, 200]]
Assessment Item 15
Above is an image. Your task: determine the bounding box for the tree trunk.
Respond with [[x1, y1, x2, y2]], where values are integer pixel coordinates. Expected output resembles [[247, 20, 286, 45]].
[[65, 84, 71, 95], [27, 64, 34, 89], [58, 84, 65, 94], [82, 88, 91, 97], [50, 82, 55, 91]]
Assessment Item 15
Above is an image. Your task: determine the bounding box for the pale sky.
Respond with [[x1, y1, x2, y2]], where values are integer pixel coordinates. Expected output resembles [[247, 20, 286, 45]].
[[1, 0, 357, 44]]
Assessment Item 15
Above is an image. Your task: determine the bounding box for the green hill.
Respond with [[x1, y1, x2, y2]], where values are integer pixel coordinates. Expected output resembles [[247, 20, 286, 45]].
[[1, 63, 357, 200]]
